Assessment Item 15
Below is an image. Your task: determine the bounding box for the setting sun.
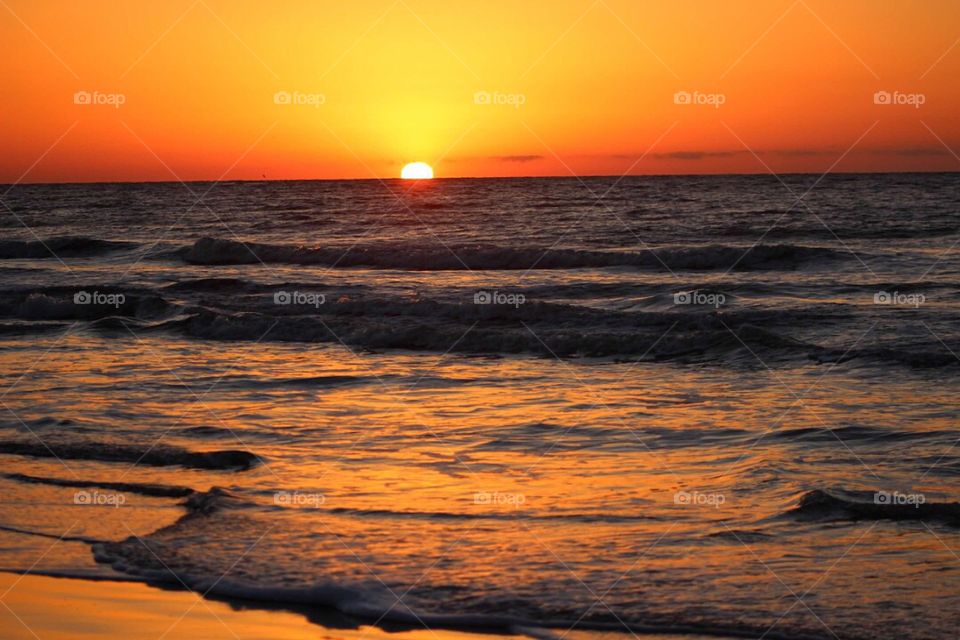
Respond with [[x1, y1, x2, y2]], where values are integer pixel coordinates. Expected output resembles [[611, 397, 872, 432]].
[[400, 162, 434, 180]]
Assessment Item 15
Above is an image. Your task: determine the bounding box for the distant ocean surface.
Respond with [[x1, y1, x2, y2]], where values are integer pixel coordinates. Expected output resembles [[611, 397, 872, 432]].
[[0, 174, 958, 639]]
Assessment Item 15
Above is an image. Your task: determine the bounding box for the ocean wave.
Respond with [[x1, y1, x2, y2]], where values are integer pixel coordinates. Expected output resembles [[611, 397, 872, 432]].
[[164, 277, 262, 293], [317, 506, 660, 524], [0, 289, 177, 321], [180, 308, 821, 361], [770, 425, 953, 444], [474, 422, 753, 453], [150, 580, 807, 640], [704, 529, 774, 543], [786, 489, 960, 526], [1, 472, 194, 498], [0, 320, 71, 335], [88, 488, 810, 640], [164, 277, 368, 296], [0, 440, 261, 471], [716, 223, 960, 240], [0, 524, 105, 545], [0, 236, 137, 259], [180, 237, 850, 271], [213, 374, 381, 390], [2, 284, 954, 368], [814, 345, 960, 369]]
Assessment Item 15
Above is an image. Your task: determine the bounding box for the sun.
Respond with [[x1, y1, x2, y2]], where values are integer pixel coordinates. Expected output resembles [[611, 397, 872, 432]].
[[401, 162, 434, 179]]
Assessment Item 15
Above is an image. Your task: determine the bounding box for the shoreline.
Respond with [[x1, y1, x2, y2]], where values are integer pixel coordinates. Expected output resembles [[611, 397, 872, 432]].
[[0, 572, 731, 640], [0, 573, 521, 640]]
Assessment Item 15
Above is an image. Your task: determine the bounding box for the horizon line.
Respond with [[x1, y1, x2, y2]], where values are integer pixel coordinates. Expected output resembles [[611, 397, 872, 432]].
[[3, 168, 959, 188]]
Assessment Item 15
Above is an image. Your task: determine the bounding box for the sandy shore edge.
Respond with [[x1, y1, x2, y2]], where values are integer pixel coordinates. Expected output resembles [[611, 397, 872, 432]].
[[0, 572, 731, 640], [0, 573, 523, 640]]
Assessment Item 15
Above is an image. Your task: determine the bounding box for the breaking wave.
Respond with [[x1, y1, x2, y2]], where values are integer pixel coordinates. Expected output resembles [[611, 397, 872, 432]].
[[0, 289, 176, 321], [787, 489, 960, 526], [86, 488, 816, 640], [1, 472, 195, 498], [180, 237, 851, 271], [0, 236, 137, 259], [0, 440, 261, 471]]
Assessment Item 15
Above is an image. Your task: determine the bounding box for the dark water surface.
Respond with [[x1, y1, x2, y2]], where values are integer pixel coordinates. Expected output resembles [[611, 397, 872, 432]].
[[0, 174, 958, 639]]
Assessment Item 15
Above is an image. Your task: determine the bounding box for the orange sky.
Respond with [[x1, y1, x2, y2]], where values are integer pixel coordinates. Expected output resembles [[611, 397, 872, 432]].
[[2, 0, 959, 182]]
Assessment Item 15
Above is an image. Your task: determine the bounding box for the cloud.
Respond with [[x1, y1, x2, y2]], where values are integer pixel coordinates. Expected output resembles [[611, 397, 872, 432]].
[[609, 147, 951, 161], [493, 155, 544, 163], [605, 150, 745, 161], [770, 149, 832, 157], [452, 147, 950, 168], [446, 154, 545, 164], [870, 147, 950, 157], [651, 151, 740, 160], [773, 147, 949, 158]]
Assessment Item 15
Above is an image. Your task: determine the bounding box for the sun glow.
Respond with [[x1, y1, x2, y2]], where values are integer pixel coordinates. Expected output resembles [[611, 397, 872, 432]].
[[401, 162, 434, 180]]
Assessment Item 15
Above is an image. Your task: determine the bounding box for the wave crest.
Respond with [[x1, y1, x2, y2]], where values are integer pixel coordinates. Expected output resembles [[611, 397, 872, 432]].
[[788, 489, 960, 526], [0, 440, 261, 471], [0, 236, 137, 259], [181, 237, 850, 271]]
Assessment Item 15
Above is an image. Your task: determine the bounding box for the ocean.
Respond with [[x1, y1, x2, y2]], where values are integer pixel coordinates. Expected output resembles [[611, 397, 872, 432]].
[[0, 173, 958, 639]]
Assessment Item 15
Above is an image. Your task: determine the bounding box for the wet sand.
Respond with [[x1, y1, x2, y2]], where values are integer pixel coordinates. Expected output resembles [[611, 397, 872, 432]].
[[0, 573, 726, 640], [0, 573, 518, 640]]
